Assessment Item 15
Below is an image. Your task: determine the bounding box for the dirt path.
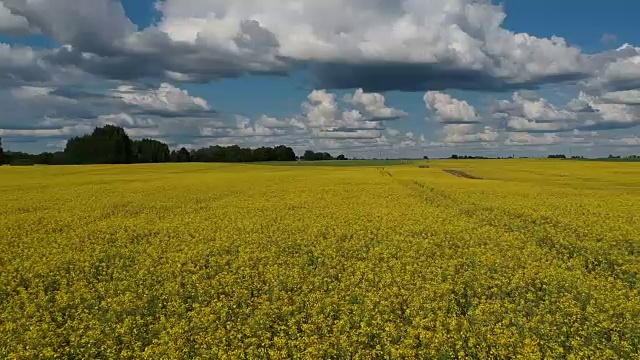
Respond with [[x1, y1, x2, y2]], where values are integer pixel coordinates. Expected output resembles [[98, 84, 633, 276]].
[[443, 169, 482, 180]]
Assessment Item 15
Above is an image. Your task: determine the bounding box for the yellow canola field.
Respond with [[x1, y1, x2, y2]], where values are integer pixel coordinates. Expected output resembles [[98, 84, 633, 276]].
[[0, 160, 639, 359]]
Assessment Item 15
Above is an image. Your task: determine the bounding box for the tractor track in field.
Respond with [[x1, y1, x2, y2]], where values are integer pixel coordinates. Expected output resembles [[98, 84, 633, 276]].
[[385, 172, 639, 290], [443, 169, 482, 180]]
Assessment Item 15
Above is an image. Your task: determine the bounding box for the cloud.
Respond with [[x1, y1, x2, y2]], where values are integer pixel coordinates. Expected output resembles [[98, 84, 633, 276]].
[[228, 115, 286, 137], [0, 83, 416, 154], [160, 0, 589, 91], [302, 90, 341, 129], [495, 92, 577, 122], [2, 0, 591, 92], [0, 124, 93, 139], [575, 92, 640, 131], [3, 82, 220, 127], [443, 125, 498, 144], [12, 86, 56, 99], [600, 90, 640, 105], [0, 43, 53, 84], [586, 44, 640, 93], [1, 0, 137, 53], [305, 131, 432, 153], [96, 113, 157, 129], [196, 88, 412, 149], [493, 92, 577, 132], [423, 91, 498, 144], [505, 133, 562, 146], [505, 117, 567, 132], [607, 136, 640, 147], [419, 87, 640, 148], [256, 115, 301, 129], [0, 1, 33, 35], [492, 91, 640, 133], [0, 82, 231, 149], [111, 83, 218, 118], [249, 88, 404, 142], [344, 89, 407, 120], [199, 115, 281, 138], [40, 30, 288, 83], [295, 89, 404, 134], [1, 0, 287, 82], [311, 129, 383, 140], [425, 91, 479, 124]]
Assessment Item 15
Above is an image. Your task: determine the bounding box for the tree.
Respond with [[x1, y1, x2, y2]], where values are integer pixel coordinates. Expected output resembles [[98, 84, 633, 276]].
[[302, 150, 335, 161], [0, 136, 5, 165], [170, 147, 192, 162], [133, 139, 170, 163], [65, 125, 133, 164], [321, 152, 334, 161], [302, 150, 316, 161], [179, 148, 191, 162], [253, 146, 275, 162], [188, 144, 295, 163], [34, 152, 55, 165], [273, 145, 296, 162], [336, 154, 347, 161], [5, 124, 298, 165]]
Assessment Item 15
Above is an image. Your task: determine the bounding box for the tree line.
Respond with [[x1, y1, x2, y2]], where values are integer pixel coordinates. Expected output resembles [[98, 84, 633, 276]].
[[301, 150, 348, 161], [0, 125, 347, 166], [0, 137, 4, 165]]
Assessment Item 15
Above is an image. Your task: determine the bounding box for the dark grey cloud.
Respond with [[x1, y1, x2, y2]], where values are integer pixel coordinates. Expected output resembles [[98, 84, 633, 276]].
[[40, 27, 289, 83], [307, 62, 588, 93], [576, 121, 640, 132], [0, 44, 54, 84], [0, 1, 33, 35], [2, 0, 136, 54]]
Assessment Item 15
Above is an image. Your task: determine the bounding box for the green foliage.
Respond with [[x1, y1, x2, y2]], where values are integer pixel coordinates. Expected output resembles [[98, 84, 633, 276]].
[[170, 147, 192, 163], [133, 139, 171, 163], [190, 144, 296, 163], [0, 136, 4, 165], [3, 151, 66, 165], [302, 150, 335, 161], [13, 125, 297, 165], [65, 125, 134, 164]]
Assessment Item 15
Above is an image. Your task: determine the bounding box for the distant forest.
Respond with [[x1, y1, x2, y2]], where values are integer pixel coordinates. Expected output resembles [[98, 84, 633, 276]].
[[1, 126, 638, 166], [0, 125, 348, 166]]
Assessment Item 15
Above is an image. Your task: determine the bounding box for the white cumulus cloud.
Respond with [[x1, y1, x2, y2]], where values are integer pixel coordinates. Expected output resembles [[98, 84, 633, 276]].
[[425, 91, 479, 124], [113, 83, 211, 114]]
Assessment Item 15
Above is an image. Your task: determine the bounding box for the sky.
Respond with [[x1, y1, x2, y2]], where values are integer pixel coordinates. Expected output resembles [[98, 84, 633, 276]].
[[1, 0, 640, 158]]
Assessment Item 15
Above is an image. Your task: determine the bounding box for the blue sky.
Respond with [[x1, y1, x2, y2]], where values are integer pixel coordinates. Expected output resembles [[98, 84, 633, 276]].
[[1, 0, 639, 157]]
